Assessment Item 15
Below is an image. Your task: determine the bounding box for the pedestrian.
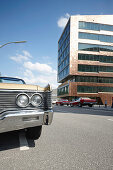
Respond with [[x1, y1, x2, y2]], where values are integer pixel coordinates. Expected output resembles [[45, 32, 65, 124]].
[[105, 100, 107, 108]]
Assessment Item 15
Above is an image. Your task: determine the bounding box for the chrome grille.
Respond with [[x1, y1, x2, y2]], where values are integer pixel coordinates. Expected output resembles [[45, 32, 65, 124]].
[[0, 90, 52, 114]]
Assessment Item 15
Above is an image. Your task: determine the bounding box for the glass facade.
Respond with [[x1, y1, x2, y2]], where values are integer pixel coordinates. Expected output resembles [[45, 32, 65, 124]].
[[77, 85, 113, 93], [58, 55, 69, 73], [78, 64, 113, 72], [79, 32, 113, 43], [58, 65, 69, 81], [58, 36, 70, 57], [78, 53, 113, 63], [78, 65, 98, 72], [72, 76, 113, 84], [58, 46, 70, 66], [78, 43, 113, 52], [58, 22, 70, 49], [58, 21, 70, 82], [57, 85, 69, 96], [79, 21, 113, 32]]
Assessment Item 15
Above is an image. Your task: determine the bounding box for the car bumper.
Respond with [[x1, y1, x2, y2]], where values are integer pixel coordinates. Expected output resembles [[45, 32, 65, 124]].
[[0, 109, 53, 133]]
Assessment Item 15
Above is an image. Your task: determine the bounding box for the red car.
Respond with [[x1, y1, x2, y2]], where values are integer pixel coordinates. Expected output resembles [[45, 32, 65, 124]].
[[56, 99, 70, 106], [70, 97, 97, 107]]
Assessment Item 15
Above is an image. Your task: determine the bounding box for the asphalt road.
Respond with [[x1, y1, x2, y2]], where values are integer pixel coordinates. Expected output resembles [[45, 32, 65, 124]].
[[0, 106, 113, 170]]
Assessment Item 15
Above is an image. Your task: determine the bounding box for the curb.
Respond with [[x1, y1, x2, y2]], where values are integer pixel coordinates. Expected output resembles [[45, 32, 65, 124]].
[[83, 106, 113, 112]]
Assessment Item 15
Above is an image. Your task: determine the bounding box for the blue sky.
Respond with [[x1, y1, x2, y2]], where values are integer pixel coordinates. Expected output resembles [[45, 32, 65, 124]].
[[0, 0, 113, 88]]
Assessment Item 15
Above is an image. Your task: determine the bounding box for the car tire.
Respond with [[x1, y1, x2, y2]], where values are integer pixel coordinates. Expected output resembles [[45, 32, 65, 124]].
[[26, 126, 42, 140], [70, 104, 73, 107], [56, 103, 58, 106], [78, 103, 82, 107], [88, 104, 93, 107]]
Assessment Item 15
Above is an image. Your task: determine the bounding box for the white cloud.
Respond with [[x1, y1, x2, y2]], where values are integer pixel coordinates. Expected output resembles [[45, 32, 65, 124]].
[[10, 50, 32, 63], [23, 69, 58, 89], [57, 13, 70, 29], [10, 50, 58, 89], [65, 13, 70, 18], [23, 50, 32, 58], [24, 61, 57, 74]]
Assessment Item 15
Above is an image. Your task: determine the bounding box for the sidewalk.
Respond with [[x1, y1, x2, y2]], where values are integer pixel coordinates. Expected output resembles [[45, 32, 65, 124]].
[[86, 105, 113, 111]]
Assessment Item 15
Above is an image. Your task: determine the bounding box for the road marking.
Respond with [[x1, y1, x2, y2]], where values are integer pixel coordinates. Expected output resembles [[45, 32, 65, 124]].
[[19, 131, 29, 151], [108, 119, 113, 122]]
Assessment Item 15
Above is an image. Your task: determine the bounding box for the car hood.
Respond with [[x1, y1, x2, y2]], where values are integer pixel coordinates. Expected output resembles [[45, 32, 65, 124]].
[[0, 83, 44, 91]]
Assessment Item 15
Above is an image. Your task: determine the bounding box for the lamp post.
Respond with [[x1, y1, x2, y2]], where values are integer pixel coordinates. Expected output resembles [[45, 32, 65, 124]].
[[0, 41, 27, 48]]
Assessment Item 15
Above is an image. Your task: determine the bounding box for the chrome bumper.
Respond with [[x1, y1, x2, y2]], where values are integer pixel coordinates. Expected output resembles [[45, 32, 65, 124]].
[[0, 109, 53, 133]]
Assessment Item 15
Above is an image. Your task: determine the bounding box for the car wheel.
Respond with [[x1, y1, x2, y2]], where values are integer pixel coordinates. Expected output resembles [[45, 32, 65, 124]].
[[88, 104, 93, 107], [26, 126, 42, 140], [70, 104, 73, 107], [56, 103, 58, 106], [78, 103, 82, 107]]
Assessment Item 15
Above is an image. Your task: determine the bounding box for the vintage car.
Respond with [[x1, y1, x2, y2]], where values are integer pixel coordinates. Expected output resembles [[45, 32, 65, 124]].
[[52, 100, 57, 105], [70, 97, 97, 107], [56, 99, 70, 106], [0, 77, 53, 139]]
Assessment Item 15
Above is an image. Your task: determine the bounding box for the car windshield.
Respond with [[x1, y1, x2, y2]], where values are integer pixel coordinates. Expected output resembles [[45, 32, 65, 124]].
[[72, 98, 80, 101], [0, 77, 25, 84], [81, 98, 91, 100]]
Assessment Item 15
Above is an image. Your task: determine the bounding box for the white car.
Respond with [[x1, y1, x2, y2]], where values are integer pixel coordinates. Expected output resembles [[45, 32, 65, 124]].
[[52, 100, 57, 105]]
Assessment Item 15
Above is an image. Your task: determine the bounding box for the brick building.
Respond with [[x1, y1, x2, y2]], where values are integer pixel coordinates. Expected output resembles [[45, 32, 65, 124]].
[[57, 15, 113, 105]]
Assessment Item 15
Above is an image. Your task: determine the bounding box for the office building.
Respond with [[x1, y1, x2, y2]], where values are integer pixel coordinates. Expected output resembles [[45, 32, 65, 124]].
[[57, 15, 113, 105]]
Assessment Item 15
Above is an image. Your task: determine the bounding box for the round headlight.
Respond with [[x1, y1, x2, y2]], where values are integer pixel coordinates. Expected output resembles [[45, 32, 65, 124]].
[[31, 94, 42, 107], [16, 94, 29, 107]]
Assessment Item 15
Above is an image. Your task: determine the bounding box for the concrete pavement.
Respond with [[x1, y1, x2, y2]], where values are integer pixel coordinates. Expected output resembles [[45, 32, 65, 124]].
[[0, 106, 113, 170]]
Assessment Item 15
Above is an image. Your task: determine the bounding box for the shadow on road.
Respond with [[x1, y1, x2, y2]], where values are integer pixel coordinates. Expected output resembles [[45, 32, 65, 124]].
[[53, 106, 113, 117], [0, 130, 35, 151], [27, 138, 35, 148], [0, 131, 19, 151]]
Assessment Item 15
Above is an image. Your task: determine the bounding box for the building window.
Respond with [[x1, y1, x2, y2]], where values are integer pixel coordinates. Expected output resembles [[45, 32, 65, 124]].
[[79, 32, 99, 41], [58, 65, 69, 81], [57, 85, 69, 96], [76, 76, 98, 83], [75, 76, 113, 83], [78, 64, 113, 73], [78, 43, 113, 52], [78, 53, 113, 63], [78, 65, 98, 72], [78, 53, 98, 61], [79, 21, 113, 32], [58, 21, 70, 50], [77, 85, 113, 93], [79, 32, 113, 43], [58, 55, 69, 74], [77, 86, 98, 93], [58, 35, 70, 57]]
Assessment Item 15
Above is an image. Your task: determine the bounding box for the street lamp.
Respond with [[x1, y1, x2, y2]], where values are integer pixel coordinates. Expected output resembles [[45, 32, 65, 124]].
[[0, 41, 27, 48]]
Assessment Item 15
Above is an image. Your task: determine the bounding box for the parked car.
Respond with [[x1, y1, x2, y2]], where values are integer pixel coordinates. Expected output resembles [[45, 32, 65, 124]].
[[52, 100, 57, 105], [70, 97, 97, 107], [56, 99, 70, 106], [0, 77, 53, 140]]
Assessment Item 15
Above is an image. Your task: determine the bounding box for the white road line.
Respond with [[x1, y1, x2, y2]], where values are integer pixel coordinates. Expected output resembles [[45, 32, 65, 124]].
[[108, 119, 113, 122], [19, 131, 29, 151]]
